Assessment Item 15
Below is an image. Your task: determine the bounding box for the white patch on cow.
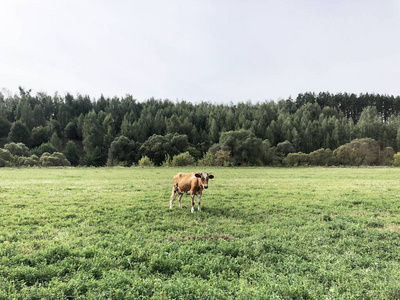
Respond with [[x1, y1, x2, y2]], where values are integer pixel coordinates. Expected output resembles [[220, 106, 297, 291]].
[[197, 195, 201, 211]]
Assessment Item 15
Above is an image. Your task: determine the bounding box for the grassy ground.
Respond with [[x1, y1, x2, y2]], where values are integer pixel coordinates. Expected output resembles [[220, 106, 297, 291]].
[[1, 167, 400, 299]]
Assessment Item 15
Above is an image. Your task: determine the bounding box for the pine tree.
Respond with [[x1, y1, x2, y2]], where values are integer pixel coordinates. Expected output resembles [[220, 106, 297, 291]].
[[50, 132, 62, 151], [8, 121, 31, 145], [63, 141, 80, 166]]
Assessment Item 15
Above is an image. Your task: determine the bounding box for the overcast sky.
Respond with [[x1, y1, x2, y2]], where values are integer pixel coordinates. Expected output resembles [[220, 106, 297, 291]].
[[1, 0, 399, 103]]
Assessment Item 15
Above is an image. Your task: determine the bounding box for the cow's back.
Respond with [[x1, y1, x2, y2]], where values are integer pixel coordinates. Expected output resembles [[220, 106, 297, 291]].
[[173, 172, 196, 192]]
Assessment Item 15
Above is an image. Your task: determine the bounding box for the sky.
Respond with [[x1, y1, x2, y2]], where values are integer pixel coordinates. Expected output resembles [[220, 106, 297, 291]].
[[1, 0, 400, 103]]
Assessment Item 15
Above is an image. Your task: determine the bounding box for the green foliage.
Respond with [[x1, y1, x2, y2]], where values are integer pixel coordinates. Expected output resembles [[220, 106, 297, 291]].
[[63, 141, 80, 166], [308, 148, 335, 166], [64, 120, 79, 140], [32, 142, 56, 157], [49, 118, 62, 138], [0, 116, 11, 138], [393, 152, 400, 166], [0, 148, 14, 167], [39, 152, 71, 166], [284, 152, 309, 166], [139, 134, 169, 166], [4, 142, 30, 157], [185, 146, 202, 161], [108, 135, 139, 166], [1, 168, 400, 298], [171, 151, 195, 166], [334, 138, 380, 166], [81, 110, 111, 166], [198, 151, 216, 166], [8, 121, 31, 145], [219, 129, 264, 165], [276, 140, 295, 156], [208, 143, 221, 154], [284, 148, 339, 167], [356, 106, 382, 141], [50, 132, 62, 151], [261, 139, 277, 165], [17, 98, 34, 130], [2, 89, 400, 166], [215, 150, 232, 166], [138, 155, 154, 167], [30, 126, 50, 148], [76, 114, 85, 140], [0, 148, 14, 161], [162, 154, 172, 167], [83, 147, 104, 166], [140, 133, 189, 166], [83, 111, 104, 153], [381, 147, 395, 166], [32, 104, 46, 127], [16, 155, 39, 167]]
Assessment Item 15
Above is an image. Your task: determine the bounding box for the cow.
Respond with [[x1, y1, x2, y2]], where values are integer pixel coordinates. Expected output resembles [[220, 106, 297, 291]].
[[169, 172, 214, 213]]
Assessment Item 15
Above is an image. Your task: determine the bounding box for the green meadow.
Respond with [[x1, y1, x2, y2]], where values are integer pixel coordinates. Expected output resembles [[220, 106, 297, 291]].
[[1, 167, 400, 299]]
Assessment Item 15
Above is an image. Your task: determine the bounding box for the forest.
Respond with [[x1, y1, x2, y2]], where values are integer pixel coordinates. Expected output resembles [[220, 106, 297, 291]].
[[1, 88, 400, 167]]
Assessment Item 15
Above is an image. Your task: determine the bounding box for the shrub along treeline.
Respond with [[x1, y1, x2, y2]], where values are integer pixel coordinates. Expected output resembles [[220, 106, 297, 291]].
[[2, 87, 400, 167]]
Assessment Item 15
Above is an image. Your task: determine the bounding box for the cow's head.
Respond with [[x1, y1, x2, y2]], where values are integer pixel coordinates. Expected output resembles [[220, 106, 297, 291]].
[[195, 172, 214, 189]]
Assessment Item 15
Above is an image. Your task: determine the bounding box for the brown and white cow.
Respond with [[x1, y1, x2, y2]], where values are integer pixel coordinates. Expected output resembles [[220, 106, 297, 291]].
[[169, 172, 214, 213]]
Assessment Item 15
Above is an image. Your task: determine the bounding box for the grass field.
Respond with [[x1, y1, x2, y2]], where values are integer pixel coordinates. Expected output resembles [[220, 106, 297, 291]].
[[1, 167, 400, 299]]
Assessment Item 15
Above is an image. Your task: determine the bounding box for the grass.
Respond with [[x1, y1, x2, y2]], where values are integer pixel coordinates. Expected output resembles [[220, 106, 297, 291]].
[[1, 167, 400, 299]]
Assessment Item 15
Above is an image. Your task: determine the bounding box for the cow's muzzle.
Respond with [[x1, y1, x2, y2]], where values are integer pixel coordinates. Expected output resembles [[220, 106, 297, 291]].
[[204, 185, 208, 189]]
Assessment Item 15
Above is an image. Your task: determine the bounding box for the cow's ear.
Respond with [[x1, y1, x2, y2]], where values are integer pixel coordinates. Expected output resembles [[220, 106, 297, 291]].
[[209, 174, 214, 179], [195, 173, 202, 178]]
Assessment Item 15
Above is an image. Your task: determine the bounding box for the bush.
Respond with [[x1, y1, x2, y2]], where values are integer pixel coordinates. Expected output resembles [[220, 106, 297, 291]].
[[30, 126, 50, 148], [186, 146, 202, 161], [4, 142, 30, 157], [63, 141, 80, 166], [0, 148, 14, 162], [198, 151, 215, 166], [140, 133, 189, 166], [284, 152, 308, 166], [83, 148, 105, 167], [32, 142, 56, 157], [64, 120, 79, 140], [276, 140, 295, 156], [171, 152, 195, 166], [219, 129, 264, 165], [215, 150, 232, 167], [40, 152, 71, 167], [162, 154, 172, 167], [334, 138, 379, 166], [138, 156, 154, 167], [381, 147, 395, 166], [108, 136, 140, 166], [8, 121, 30, 145], [308, 148, 336, 166], [0, 148, 14, 167], [16, 155, 39, 167], [50, 132, 62, 151], [261, 139, 277, 165], [393, 152, 400, 166], [0, 116, 11, 138]]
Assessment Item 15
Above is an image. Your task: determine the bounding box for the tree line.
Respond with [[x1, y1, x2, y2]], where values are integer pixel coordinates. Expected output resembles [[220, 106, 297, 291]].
[[1, 88, 400, 167]]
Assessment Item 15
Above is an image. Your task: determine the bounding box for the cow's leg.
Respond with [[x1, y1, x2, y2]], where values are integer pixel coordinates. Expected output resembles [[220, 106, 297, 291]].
[[169, 185, 177, 209], [178, 193, 183, 208], [197, 194, 201, 212], [190, 194, 195, 213]]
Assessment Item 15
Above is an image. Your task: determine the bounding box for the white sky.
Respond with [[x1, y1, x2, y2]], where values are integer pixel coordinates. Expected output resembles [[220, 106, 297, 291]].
[[1, 0, 400, 103]]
